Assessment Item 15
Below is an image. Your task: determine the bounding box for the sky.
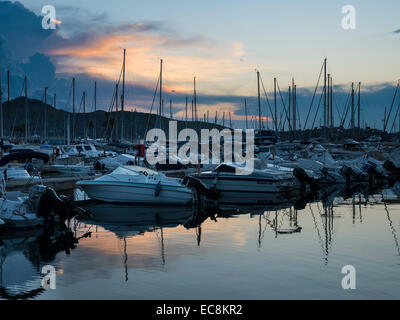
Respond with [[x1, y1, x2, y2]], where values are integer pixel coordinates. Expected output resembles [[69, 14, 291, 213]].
[[1, 0, 400, 129]]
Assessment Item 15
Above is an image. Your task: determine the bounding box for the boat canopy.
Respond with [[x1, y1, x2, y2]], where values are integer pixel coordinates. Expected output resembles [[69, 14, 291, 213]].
[[0, 151, 50, 167]]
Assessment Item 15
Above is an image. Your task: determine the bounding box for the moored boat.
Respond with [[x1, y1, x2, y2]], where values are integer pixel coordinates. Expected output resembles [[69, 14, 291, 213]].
[[77, 166, 193, 205]]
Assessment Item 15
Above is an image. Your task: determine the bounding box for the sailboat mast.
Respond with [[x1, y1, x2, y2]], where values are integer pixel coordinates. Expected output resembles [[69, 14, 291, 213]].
[[94, 81, 97, 139], [245, 98, 248, 130], [44, 86, 47, 141], [358, 82, 361, 138], [274, 77, 277, 133], [323, 58, 327, 132], [7, 70, 10, 104], [115, 83, 119, 140], [72, 77, 75, 141], [257, 71, 261, 130], [121, 48, 126, 141], [53, 93, 56, 139], [83, 91, 86, 138], [159, 59, 163, 118], [330, 77, 333, 128], [194, 77, 197, 122], [351, 82, 355, 129], [24, 76, 28, 142], [0, 69, 3, 138], [292, 78, 296, 132]]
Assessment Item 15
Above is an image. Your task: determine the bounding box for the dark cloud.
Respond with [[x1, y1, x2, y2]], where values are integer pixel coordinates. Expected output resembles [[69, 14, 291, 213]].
[[393, 29, 400, 34]]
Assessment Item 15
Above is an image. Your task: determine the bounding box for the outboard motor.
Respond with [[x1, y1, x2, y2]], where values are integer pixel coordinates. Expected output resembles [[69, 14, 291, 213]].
[[383, 160, 400, 176], [27, 185, 77, 222], [182, 176, 223, 201], [293, 167, 319, 191], [383, 160, 400, 185]]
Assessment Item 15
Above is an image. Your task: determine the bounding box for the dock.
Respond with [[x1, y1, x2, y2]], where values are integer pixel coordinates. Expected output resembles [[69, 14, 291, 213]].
[[6, 175, 100, 192]]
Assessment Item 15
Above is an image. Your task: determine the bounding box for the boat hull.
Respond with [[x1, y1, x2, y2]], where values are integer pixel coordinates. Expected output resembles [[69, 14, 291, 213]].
[[198, 174, 299, 193], [77, 181, 193, 205]]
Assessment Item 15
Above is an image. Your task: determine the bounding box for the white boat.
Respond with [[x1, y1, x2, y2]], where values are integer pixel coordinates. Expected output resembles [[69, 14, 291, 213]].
[[51, 162, 95, 176], [98, 154, 138, 171], [197, 163, 300, 197], [77, 166, 193, 205], [0, 185, 76, 230]]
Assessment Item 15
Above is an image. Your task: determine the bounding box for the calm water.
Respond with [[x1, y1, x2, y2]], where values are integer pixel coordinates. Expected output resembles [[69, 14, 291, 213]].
[[1, 186, 400, 300]]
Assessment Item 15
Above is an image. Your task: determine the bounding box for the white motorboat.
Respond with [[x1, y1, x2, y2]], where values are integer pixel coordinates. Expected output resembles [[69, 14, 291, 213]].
[[0, 184, 77, 230], [77, 166, 193, 205], [0, 164, 40, 187], [197, 163, 300, 197], [51, 162, 95, 176], [97, 154, 138, 171]]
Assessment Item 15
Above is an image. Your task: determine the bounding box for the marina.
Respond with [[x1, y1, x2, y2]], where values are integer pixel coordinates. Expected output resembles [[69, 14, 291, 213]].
[[1, 0, 400, 304]]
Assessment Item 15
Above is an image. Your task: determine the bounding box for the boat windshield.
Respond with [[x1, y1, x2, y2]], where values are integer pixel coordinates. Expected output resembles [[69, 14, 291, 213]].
[[112, 166, 159, 177], [112, 167, 140, 176]]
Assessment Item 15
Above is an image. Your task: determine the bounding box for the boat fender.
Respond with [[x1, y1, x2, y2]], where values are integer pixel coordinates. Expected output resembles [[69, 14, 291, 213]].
[[154, 181, 162, 197]]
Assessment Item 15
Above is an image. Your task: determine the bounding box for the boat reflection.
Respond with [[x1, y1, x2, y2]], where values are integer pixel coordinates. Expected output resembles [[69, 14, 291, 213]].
[[0, 225, 90, 300], [78, 202, 195, 238]]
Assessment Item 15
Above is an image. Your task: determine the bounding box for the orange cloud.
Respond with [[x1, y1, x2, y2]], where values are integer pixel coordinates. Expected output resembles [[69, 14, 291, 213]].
[[47, 26, 252, 97]]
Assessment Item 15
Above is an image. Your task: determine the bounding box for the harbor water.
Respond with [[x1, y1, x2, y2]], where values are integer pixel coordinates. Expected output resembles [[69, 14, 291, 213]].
[[1, 188, 400, 300]]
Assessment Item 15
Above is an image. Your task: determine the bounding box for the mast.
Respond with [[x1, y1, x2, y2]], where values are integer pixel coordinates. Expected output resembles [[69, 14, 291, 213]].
[[257, 71, 261, 130], [194, 77, 197, 121], [358, 82, 361, 138], [83, 91, 86, 138], [115, 83, 119, 140], [94, 81, 97, 139], [245, 98, 248, 129], [121, 48, 126, 141], [330, 77, 333, 128], [24, 75, 28, 142], [0, 69, 3, 138], [351, 82, 355, 129], [53, 93, 56, 139], [288, 86, 291, 132], [191, 100, 194, 121], [159, 59, 163, 119], [274, 77, 277, 133], [72, 78, 75, 141], [7, 70, 10, 103], [292, 78, 296, 132], [169, 99, 172, 118], [185, 96, 188, 127], [323, 58, 327, 132], [44, 87, 48, 141]]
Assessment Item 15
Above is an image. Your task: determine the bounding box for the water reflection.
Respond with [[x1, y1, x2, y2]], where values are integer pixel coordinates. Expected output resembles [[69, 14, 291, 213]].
[[0, 225, 90, 300], [2, 182, 400, 299]]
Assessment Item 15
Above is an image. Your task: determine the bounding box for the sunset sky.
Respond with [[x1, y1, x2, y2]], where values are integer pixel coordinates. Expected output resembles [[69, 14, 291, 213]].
[[1, 0, 400, 128]]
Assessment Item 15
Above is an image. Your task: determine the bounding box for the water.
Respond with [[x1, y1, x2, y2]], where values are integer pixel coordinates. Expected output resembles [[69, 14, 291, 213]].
[[1, 187, 400, 300]]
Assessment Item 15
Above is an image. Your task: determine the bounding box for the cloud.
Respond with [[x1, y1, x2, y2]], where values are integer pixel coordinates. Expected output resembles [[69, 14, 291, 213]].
[[393, 29, 400, 34]]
